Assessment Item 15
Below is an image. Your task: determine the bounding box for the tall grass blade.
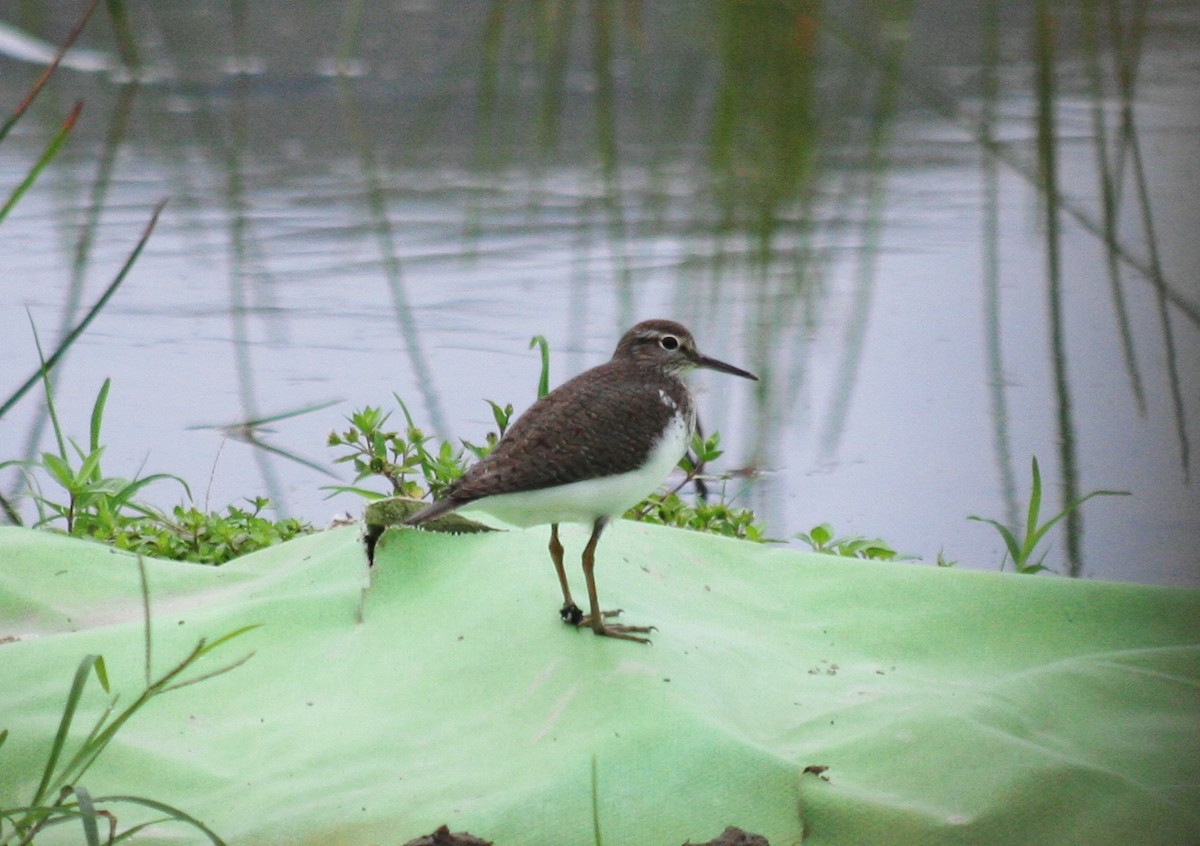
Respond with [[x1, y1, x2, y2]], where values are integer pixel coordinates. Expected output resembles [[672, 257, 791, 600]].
[[590, 754, 603, 846], [27, 317, 68, 460], [0, 199, 167, 422], [159, 650, 256, 693], [32, 655, 108, 807], [394, 394, 417, 431], [71, 786, 101, 846], [0, 491, 19, 524], [0, 0, 102, 143], [0, 102, 83, 224], [224, 437, 338, 480], [93, 796, 227, 846], [967, 515, 1021, 564], [110, 473, 191, 506], [188, 399, 344, 432], [1021, 456, 1044, 563], [197, 624, 262, 656], [1024, 488, 1131, 556], [138, 555, 152, 686]]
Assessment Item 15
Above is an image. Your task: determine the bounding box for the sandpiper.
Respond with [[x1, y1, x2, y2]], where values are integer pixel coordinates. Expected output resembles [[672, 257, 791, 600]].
[[405, 319, 758, 643]]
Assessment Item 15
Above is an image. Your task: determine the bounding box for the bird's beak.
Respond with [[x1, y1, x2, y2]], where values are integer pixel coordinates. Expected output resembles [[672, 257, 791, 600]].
[[694, 352, 758, 381]]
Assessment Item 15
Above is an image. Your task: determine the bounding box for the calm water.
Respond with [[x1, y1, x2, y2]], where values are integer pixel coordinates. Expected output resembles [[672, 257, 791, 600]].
[[1, 1, 1198, 585]]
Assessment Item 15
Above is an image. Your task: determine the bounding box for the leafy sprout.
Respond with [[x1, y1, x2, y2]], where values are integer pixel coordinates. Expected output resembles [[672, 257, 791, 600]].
[[969, 456, 1130, 573]]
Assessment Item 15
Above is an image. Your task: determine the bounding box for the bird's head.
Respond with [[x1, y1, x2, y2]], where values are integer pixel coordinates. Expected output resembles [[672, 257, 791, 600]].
[[613, 319, 758, 381]]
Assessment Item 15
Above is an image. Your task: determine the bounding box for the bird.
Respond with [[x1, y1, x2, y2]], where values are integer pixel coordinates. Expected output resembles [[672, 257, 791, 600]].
[[405, 319, 758, 643]]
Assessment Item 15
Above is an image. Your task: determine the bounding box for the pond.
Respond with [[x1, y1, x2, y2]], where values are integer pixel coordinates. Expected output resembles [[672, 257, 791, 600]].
[[1, 0, 1197, 585]]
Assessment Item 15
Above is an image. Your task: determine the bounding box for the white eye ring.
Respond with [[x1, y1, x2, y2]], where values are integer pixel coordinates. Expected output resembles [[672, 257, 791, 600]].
[[659, 335, 680, 351]]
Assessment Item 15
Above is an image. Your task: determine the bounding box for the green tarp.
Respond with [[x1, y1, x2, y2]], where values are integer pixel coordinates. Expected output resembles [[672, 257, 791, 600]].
[[1, 523, 1198, 845]]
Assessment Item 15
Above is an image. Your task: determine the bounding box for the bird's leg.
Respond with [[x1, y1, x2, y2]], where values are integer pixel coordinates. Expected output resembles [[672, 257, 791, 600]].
[[578, 517, 655, 644], [550, 523, 583, 624], [551, 523, 618, 624]]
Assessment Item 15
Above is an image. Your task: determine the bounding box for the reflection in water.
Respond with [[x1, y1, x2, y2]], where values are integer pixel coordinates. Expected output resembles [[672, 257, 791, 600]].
[[335, 65, 449, 439], [0, 1, 1197, 584], [979, 0, 1019, 534], [13, 80, 140, 489], [1033, 0, 1080, 574]]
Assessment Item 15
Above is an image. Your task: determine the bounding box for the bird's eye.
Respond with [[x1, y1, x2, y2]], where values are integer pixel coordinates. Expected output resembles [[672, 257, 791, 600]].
[[659, 335, 679, 351]]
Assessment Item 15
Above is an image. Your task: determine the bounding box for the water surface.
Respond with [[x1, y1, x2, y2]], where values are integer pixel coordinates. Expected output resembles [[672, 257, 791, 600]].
[[1, 1, 1197, 585]]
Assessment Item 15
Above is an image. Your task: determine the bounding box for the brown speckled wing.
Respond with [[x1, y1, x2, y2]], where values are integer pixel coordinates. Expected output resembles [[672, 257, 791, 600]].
[[445, 359, 692, 505]]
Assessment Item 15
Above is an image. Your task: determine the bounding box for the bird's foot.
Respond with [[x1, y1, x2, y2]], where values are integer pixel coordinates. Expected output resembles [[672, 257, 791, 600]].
[[561, 603, 622, 625], [580, 618, 656, 644]]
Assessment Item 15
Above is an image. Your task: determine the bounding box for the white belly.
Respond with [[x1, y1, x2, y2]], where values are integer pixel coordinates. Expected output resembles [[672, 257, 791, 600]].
[[461, 411, 691, 528]]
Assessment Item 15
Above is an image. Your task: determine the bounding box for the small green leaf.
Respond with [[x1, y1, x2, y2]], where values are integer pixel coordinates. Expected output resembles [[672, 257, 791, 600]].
[[93, 655, 110, 692], [1023, 456, 1043, 558], [968, 515, 1021, 563], [529, 335, 551, 398], [75, 447, 106, 487], [89, 378, 112, 454], [486, 399, 512, 435], [41, 452, 76, 488]]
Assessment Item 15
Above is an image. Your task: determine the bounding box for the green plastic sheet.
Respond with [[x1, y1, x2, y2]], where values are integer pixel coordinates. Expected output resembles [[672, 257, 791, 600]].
[[2, 523, 1198, 845]]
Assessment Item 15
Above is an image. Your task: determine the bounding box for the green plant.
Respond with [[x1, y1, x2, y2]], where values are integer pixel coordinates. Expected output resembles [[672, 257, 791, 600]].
[[796, 522, 900, 560], [2, 365, 189, 536], [968, 456, 1130, 573], [935, 550, 958, 568], [528, 334, 551, 399], [104, 498, 312, 565], [325, 397, 508, 501], [633, 489, 768, 541], [3, 363, 310, 565], [0, 559, 255, 845], [629, 432, 769, 541]]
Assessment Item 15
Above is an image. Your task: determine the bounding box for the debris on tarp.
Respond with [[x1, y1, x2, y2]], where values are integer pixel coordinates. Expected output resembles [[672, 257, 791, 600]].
[[684, 825, 771, 845], [402, 824, 493, 846]]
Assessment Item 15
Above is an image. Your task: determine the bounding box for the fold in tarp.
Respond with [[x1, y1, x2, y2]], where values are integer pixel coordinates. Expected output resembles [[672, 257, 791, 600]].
[[1, 523, 1198, 845]]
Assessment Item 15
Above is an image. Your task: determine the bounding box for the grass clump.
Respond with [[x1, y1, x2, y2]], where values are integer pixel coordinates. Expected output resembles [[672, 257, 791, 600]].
[[3, 371, 311, 566], [633, 488, 767, 541], [629, 431, 769, 541], [0, 560, 253, 845], [103, 498, 312, 565], [969, 455, 1129, 573], [325, 398, 504, 502]]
